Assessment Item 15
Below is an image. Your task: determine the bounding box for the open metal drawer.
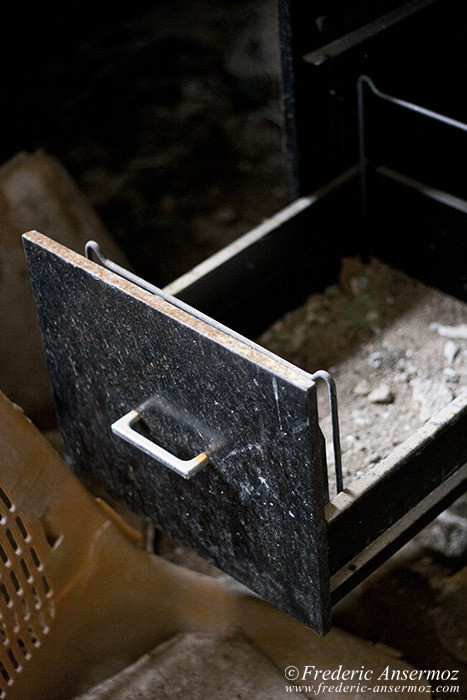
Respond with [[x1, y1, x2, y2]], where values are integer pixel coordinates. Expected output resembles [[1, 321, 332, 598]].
[[23, 232, 331, 633], [23, 171, 466, 634]]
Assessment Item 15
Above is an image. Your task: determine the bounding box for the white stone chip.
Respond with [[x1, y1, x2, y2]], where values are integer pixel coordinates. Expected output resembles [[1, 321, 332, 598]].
[[368, 384, 395, 404], [353, 379, 371, 396], [444, 340, 460, 363], [434, 323, 467, 340]]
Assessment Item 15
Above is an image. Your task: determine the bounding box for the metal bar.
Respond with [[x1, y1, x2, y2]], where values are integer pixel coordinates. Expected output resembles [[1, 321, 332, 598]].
[[84, 241, 311, 383], [85, 241, 344, 493], [358, 74, 467, 133], [357, 75, 368, 220], [356, 73, 467, 220], [304, 0, 439, 66], [311, 371, 343, 494], [330, 466, 466, 603], [376, 165, 467, 215]]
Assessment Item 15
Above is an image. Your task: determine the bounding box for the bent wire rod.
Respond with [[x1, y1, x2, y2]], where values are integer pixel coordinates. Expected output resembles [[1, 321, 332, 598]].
[[358, 75, 467, 133], [357, 74, 467, 218], [85, 242, 308, 376], [85, 242, 344, 494], [311, 371, 343, 494]]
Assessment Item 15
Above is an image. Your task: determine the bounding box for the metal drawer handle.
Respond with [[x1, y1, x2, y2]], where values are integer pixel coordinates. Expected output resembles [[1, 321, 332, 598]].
[[111, 410, 209, 479]]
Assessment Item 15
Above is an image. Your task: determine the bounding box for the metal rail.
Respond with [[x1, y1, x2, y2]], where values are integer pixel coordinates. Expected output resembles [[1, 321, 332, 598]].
[[357, 74, 467, 218], [304, 0, 439, 66]]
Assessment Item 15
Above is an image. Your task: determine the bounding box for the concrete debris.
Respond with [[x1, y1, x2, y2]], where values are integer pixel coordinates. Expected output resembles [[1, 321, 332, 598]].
[[417, 509, 467, 560], [411, 378, 454, 420], [338, 256, 367, 296], [443, 339, 460, 363], [416, 494, 467, 560], [368, 351, 384, 368], [259, 259, 466, 499], [332, 537, 466, 692], [368, 384, 395, 404], [351, 409, 370, 426], [350, 274, 369, 297], [431, 323, 467, 340], [365, 309, 380, 323], [366, 453, 382, 466], [353, 379, 371, 396], [444, 367, 460, 383], [76, 619, 432, 700]]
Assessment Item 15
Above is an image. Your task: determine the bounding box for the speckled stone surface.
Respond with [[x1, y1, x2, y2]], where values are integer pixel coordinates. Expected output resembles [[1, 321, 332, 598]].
[[24, 232, 330, 633]]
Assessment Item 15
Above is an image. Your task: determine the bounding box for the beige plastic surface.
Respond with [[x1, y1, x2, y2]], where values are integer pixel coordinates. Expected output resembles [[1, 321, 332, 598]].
[[0, 391, 431, 699], [0, 390, 219, 699], [0, 392, 177, 698]]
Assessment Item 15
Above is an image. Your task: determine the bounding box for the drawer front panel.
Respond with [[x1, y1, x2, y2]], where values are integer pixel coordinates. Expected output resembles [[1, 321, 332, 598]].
[[24, 232, 330, 633]]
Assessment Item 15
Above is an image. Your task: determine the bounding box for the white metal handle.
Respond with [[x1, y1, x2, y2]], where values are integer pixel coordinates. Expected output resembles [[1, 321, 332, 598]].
[[111, 409, 209, 479]]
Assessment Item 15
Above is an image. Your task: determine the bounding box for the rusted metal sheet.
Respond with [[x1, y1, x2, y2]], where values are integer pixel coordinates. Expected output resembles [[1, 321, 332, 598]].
[[23, 232, 331, 634]]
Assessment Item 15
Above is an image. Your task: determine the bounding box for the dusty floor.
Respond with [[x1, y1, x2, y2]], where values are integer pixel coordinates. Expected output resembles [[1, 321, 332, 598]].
[[258, 258, 467, 498]]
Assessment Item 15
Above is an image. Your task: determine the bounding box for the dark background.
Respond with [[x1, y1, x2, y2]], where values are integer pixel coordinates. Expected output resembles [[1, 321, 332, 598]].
[[1, 1, 286, 285], [2, 0, 466, 298], [1, 4, 466, 695]]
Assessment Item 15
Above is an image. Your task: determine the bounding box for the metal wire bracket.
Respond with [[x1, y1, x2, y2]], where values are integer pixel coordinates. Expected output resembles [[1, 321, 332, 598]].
[[357, 74, 467, 218], [311, 371, 343, 494], [85, 242, 344, 496]]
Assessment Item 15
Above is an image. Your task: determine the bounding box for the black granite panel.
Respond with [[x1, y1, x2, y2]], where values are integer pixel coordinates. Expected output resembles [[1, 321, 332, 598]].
[[24, 233, 330, 633]]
